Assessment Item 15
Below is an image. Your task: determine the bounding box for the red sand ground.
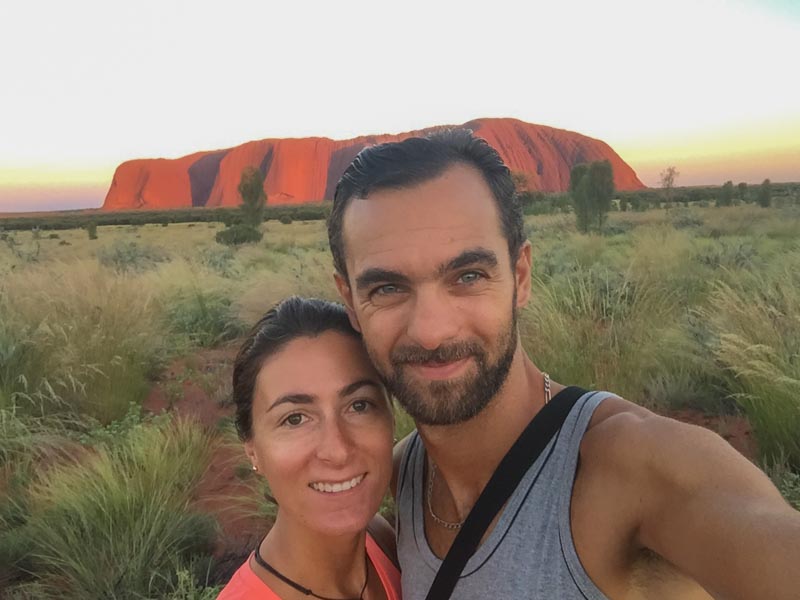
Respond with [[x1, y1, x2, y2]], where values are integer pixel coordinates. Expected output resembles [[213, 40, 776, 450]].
[[144, 351, 757, 577]]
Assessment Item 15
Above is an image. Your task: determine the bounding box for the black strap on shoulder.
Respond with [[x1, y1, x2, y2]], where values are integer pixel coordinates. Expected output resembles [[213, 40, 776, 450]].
[[424, 386, 589, 600]]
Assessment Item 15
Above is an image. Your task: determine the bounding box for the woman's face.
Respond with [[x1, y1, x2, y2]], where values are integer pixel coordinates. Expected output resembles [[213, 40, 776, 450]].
[[245, 331, 394, 537]]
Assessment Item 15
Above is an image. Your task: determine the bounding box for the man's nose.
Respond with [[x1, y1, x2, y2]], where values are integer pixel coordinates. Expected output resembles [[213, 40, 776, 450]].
[[315, 417, 353, 465], [405, 287, 460, 351]]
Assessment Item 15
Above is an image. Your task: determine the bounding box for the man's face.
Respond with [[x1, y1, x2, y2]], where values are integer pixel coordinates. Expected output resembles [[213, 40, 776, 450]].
[[335, 164, 532, 426]]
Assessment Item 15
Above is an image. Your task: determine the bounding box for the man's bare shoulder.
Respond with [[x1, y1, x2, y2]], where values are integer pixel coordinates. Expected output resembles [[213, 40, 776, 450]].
[[579, 395, 773, 494]]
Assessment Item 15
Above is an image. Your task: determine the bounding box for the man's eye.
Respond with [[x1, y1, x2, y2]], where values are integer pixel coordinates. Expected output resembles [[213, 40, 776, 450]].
[[458, 271, 483, 284], [374, 284, 400, 296], [282, 413, 307, 427]]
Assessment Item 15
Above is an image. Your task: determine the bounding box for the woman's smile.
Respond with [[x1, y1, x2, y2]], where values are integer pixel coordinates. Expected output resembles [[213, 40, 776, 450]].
[[309, 472, 367, 494]]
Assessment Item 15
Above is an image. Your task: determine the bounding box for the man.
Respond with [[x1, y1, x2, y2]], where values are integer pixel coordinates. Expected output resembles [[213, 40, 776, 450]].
[[327, 129, 800, 599]]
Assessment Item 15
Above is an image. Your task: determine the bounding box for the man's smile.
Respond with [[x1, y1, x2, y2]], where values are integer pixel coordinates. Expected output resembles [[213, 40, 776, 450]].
[[405, 356, 472, 381]]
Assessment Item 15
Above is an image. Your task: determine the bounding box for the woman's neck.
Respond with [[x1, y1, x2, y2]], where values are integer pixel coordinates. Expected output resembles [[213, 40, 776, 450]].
[[255, 513, 368, 599]]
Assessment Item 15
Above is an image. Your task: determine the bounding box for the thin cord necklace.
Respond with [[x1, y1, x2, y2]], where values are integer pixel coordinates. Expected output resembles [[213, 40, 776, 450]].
[[426, 372, 551, 530], [253, 539, 369, 600]]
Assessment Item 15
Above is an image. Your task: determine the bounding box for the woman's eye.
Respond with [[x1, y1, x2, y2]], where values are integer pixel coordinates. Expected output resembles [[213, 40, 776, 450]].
[[283, 413, 307, 427], [351, 399, 370, 413]]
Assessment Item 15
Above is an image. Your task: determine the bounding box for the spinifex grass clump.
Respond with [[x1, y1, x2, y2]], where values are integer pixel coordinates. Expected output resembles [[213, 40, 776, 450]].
[[700, 258, 800, 468], [522, 265, 687, 403], [97, 239, 169, 273], [6, 418, 217, 600], [0, 263, 167, 422], [166, 286, 245, 348]]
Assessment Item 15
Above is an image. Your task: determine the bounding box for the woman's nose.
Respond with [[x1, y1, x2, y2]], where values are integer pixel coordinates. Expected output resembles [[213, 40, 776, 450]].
[[315, 418, 353, 465]]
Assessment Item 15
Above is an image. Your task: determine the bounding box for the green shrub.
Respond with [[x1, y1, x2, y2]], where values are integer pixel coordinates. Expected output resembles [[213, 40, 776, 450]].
[[279, 215, 293, 225], [215, 225, 263, 246], [0, 266, 166, 422], [2, 419, 217, 599], [97, 240, 168, 273], [166, 287, 245, 348], [86, 222, 97, 240], [197, 247, 238, 278], [699, 263, 800, 467]]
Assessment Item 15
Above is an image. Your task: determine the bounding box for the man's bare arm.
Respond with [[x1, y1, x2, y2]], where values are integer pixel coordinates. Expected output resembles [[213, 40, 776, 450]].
[[606, 410, 800, 600]]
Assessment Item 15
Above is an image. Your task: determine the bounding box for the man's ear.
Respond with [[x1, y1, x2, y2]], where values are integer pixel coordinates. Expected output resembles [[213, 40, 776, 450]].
[[514, 241, 533, 308], [334, 271, 362, 333]]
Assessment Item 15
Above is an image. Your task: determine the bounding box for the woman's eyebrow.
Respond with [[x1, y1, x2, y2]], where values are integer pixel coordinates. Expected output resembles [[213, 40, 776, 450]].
[[267, 393, 314, 412], [339, 379, 381, 397]]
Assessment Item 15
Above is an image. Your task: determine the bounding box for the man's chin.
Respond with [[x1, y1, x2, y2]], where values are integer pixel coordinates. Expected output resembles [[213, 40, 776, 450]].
[[390, 379, 488, 426]]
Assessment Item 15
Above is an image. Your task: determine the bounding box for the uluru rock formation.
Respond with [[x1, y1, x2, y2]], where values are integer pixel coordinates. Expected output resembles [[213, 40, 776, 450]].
[[102, 118, 645, 210]]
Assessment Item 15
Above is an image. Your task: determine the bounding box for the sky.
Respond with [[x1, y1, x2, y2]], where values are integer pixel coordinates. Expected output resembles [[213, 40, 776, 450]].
[[1, 0, 798, 212]]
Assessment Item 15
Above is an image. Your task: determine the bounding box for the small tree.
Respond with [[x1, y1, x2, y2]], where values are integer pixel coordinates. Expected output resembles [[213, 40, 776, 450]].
[[718, 181, 734, 207], [570, 161, 614, 233], [216, 167, 266, 246], [587, 160, 615, 231], [570, 164, 591, 234], [737, 182, 748, 203], [86, 221, 98, 240], [238, 166, 266, 228], [757, 178, 772, 208], [660, 166, 679, 203]]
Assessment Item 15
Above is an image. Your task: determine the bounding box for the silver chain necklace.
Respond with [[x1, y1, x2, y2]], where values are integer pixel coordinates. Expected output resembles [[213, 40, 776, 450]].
[[426, 372, 551, 530]]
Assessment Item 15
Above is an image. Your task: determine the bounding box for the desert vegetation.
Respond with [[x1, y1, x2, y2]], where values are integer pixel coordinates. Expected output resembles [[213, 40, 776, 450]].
[[1, 199, 799, 597]]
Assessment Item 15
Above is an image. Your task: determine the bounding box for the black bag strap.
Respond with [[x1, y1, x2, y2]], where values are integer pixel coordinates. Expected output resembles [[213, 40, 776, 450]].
[[424, 386, 589, 600]]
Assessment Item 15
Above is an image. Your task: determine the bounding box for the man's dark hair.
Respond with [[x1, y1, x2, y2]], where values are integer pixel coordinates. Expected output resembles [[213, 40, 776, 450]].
[[328, 128, 524, 278], [232, 296, 360, 441]]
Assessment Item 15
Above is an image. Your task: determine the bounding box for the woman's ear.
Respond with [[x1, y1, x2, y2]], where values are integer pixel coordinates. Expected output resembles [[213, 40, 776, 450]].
[[244, 440, 259, 472]]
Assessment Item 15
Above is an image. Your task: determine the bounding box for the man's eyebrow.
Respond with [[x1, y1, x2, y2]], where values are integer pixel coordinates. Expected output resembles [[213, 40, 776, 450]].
[[267, 393, 314, 412], [439, 248, 498, 275], [354, 268, 411, 291], [339, 379, 382, 397]]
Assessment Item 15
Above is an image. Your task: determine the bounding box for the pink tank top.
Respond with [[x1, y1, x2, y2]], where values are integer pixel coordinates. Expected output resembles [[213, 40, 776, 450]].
[[216, 534, 401, 600]]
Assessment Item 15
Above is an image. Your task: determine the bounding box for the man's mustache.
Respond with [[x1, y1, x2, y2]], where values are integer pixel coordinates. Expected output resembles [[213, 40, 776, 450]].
[[390, 341, 483, 365]]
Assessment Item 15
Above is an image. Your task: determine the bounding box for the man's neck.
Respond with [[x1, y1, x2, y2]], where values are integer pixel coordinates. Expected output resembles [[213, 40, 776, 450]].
[[416, 349, 550, 520]]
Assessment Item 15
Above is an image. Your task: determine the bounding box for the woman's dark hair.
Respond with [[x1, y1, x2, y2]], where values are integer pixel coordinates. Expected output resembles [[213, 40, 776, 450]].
[[232, 296, 360, 441], [328, 128, 524, 280]]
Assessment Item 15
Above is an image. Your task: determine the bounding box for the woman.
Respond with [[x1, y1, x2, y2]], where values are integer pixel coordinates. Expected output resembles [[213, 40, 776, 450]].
[[218, 296, 401, 600]]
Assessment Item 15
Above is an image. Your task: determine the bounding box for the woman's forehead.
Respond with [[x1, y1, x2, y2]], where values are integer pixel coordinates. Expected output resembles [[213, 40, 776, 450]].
[[254, 333, 378, 400]]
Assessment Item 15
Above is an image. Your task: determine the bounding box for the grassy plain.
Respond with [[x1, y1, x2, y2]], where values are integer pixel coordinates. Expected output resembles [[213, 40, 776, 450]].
[[1, 205, 799, 597]]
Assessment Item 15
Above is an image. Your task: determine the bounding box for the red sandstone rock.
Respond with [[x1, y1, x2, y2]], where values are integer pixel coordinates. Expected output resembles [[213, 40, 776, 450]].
[[102, 118, 644, 210]]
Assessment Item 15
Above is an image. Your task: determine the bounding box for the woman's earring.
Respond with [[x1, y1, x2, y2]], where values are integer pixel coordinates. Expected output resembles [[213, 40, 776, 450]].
[[252, 464, 258, 472]]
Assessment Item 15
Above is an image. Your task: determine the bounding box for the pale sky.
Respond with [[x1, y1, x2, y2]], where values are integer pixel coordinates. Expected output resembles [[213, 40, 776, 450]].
[[1, 0, 798, 211]]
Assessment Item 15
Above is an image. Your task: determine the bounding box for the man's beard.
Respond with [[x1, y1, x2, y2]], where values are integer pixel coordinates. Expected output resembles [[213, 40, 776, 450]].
[[366, 308, 518, 426]]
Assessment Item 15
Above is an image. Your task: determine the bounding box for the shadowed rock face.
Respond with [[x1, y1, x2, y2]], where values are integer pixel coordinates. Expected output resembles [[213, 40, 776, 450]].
[[102, 118, 645, 210]]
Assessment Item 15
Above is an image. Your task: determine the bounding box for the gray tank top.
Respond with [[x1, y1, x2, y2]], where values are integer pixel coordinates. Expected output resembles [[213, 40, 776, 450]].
[[396, 390, 614, 600]]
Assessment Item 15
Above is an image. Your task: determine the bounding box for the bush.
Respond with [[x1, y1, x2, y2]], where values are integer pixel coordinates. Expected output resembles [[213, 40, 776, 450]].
[[699, 264, 800, 468], [0, 265, 166, 422], [197, 247, 238, 278], [97, 240, 168, 273], [85, 222, 97, 240], [279, 215, 293, 225], [215, 225, 263, 246], [166, 288, 245, 348], [0, 419, 217, 599]]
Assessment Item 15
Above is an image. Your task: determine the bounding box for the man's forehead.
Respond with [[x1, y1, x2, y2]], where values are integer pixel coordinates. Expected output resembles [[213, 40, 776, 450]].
[[340, 164, 506, 270]]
